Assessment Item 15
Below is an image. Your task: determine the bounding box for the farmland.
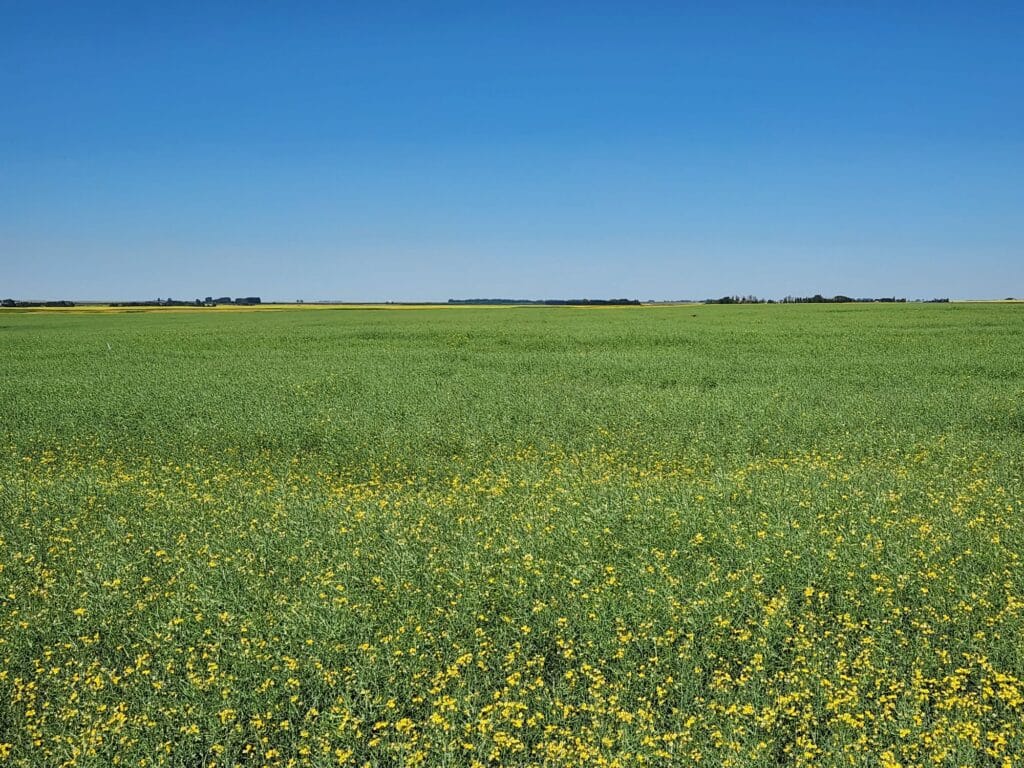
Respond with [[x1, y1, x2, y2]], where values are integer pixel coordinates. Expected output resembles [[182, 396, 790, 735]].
[[1, 303, 1023, 767]]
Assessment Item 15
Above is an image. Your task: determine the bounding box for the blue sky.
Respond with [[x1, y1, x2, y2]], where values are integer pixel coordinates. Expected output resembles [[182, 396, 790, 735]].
[[2, 2, 1022, 301]]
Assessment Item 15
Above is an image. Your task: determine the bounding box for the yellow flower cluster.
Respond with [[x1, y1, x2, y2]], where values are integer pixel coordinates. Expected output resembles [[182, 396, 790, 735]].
[[1, 440, 1022, 766]]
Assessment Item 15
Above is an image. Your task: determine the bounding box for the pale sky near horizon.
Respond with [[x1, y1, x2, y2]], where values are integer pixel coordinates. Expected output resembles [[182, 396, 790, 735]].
[[2, 2, 1022, 301]]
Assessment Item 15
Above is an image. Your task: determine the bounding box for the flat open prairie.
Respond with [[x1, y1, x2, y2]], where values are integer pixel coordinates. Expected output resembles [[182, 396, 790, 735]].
[[2, 303, 1023, 767]]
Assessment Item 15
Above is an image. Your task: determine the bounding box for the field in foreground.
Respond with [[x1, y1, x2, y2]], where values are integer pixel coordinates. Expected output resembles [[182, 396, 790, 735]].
[[2, 303, 1023, 768]]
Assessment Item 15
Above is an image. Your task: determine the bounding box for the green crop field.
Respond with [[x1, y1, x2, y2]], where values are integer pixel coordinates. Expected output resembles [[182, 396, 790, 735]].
[[1, 303, 1023, 768]]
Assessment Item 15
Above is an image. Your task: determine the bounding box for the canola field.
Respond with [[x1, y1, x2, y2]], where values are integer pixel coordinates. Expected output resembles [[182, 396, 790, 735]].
[[1, 302, 1023, 768]]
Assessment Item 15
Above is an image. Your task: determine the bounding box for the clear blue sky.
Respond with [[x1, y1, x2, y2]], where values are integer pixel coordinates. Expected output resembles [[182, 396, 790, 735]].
[[3, 2, 1022, 301]]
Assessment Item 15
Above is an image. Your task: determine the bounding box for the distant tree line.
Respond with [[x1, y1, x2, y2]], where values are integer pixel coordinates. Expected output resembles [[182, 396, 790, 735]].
[[703, 295, 768, 304], [448, 298, 641, 305], [702, 295, 952, 304], [1, 296, 266, 308], [109, 296, 262, 307], [780, 294, 908, 304], [209, 296, 262, 305], [1, 299, 76, 307]]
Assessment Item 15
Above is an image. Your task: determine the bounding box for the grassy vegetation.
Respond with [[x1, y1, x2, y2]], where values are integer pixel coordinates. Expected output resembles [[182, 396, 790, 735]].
[[1, 303, 1023, 767]]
